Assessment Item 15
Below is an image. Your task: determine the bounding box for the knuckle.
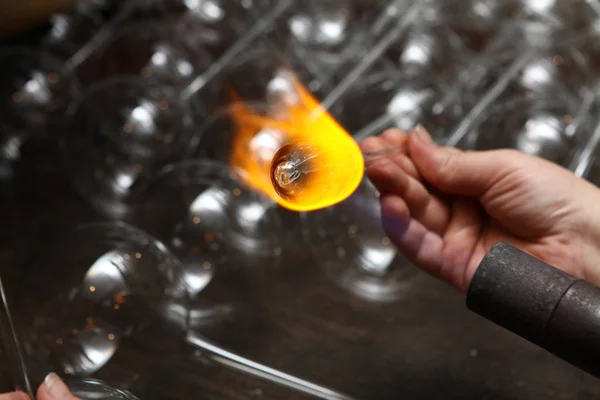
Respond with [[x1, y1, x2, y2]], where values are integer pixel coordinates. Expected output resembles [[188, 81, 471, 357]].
[[440, 150, 460, 171], [432, 150, 462, 186]]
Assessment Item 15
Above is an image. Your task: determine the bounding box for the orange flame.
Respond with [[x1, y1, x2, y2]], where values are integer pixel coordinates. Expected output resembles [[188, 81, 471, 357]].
[[228, 70, 364, 212]]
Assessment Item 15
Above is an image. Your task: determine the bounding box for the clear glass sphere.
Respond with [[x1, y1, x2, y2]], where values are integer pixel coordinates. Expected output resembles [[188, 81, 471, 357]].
[[385, 23, 470, 79], [302, 177, 422, 302], [15, 222, 188, 380], [42, 10, 105, 62], [465, 44, 592, 102], [195, 43, 324, 113], [335, 71, 463, 143], [0, 47, 78, 139], [272, 0, 374, 85], [92, 21, 213, 87], [465, 96, 592, 167], [516, 0, 597, 33], [62, 77, 197, 218], [67, 378, 140, 400], [123, 159, 284, 290], [284, 0, 353, 51]]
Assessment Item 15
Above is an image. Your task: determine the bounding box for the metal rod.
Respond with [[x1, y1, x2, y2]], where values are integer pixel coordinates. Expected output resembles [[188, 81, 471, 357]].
[[186, 332, 357, 400]]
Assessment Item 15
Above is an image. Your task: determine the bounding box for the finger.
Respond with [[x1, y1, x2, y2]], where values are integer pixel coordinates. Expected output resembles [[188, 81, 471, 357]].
[[408, 125, 521, 197], [367, 154, 451, 235], [360, 132, 420, 179], [37, 373, 78, 400], [380, 128, 409, 150], [0, 392, 30, 400], [395, 153, 421, 180], [439, 198, 484, 293], [380, 129, 421, 179], [380, 195, 444, 278]]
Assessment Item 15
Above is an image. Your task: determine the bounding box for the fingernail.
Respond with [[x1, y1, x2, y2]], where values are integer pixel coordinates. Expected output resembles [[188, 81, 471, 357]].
[[43, 372, 74, 400], [413, 124, 434, 145], [45, 372, 60, 390]]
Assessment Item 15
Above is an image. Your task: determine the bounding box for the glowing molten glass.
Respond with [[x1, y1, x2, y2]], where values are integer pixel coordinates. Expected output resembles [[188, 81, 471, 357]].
[[228, 70, 364, 212]]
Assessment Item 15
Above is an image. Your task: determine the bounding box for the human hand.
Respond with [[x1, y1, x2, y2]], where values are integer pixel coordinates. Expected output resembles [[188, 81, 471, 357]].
[[361, 126, 600, 293], [0, 373, 78, 400]]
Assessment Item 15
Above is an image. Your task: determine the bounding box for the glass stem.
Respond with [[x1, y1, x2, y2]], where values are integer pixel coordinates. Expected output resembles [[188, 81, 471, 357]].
[[0, 276, 36, 399], [64, 0, 137, 72], [186, 332, 357, 400], [180, 0, 295, 102]]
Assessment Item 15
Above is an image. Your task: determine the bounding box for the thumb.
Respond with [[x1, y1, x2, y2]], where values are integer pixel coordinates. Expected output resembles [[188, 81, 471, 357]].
[[37, 373, 78, 400], [408, 125, 521, 197]]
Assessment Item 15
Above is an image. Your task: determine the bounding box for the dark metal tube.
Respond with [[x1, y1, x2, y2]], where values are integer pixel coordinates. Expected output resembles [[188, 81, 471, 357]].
[[466, 241, 600, 378]]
